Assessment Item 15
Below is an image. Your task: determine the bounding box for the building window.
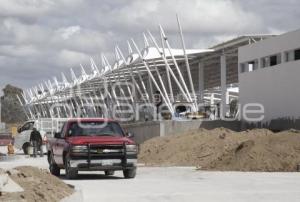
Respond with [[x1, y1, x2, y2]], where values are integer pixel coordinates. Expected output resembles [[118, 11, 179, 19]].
[[248, 60, 258, 71], [295, 49, 300, 60], [284, 48, 300, 62], [261, 57, 269, 68], [285, 50, 294, 62], [240, 63, 246, 73], [240, 59, 258, 73], [261, 53, 281, 68], [270, 55, 277, 66]]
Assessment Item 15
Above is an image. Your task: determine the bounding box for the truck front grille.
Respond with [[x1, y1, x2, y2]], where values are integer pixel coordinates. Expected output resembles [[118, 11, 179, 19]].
[[88, 144, 124, 155]]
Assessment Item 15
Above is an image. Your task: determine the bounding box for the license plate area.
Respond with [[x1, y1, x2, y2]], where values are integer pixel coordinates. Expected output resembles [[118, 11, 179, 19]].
[[91, 159, 122, 166], [102, 160, 114, 166]]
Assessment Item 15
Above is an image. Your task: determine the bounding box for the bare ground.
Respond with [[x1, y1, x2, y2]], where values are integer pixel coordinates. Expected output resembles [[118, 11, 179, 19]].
[[0, 166, 74, 202], [138, 128, 300, 171]]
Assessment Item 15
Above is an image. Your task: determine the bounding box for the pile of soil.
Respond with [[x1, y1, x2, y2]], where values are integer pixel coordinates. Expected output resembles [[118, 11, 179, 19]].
[[138, 128, 300, 171], [0, 166, 74, 202]]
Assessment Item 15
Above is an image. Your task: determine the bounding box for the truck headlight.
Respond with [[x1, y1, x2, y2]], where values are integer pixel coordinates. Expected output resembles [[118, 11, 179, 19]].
[[71, 145, 88, 153], [126, 145, 137, 153]]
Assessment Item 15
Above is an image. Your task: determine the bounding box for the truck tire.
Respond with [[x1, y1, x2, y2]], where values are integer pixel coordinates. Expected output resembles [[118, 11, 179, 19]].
[[22, 142, 30, 155], [49, 153, 60, 176], [64, 155, 78, 179], [123, 168, 136, 179], [105, 171, 115, 176]]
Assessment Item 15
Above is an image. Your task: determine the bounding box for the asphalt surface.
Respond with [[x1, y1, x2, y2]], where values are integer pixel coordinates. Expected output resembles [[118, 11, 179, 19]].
[[1, 149, 300, 202]]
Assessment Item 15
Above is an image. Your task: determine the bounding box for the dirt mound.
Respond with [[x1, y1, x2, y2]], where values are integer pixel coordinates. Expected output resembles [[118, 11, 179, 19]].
[[0, 166, 74, 202], [138, 128, 300, 171]]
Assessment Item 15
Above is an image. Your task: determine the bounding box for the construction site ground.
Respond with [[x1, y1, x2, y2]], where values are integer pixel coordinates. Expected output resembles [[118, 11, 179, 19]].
[[139, 128, 300, 171], [1, 147, 300, 202]]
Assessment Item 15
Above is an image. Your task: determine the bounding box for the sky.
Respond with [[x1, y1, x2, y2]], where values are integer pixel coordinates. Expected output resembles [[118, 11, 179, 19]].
[[0, 0, 299, 95]]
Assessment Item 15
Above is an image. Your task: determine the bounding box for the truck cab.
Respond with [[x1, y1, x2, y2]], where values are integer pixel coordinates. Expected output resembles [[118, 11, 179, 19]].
[[47, 118, 138, 179]]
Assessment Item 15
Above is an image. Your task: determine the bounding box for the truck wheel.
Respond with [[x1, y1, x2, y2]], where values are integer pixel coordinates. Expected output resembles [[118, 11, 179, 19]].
[[105, 171, 115, 176], [123, 168, 136, 179], [49, 153, 60, 176], [22, 142, 30, 155], [64, 156, 78, 179]]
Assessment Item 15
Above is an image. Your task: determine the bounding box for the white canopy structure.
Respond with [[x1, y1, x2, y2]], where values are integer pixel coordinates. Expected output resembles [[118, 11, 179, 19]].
[[18, 18, 274, 121], [18, 21, 214, 120]]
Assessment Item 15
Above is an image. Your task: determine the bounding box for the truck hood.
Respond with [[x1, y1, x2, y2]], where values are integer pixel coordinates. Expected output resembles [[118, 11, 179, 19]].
[[66, 136, 135, 145]]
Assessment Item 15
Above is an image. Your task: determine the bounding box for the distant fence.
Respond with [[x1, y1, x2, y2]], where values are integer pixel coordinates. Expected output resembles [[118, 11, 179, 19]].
[[122, 120, 242, 144]]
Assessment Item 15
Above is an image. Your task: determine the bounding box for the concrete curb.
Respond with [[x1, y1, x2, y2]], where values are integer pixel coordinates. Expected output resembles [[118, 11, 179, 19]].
[[60, 186, 83, 202]]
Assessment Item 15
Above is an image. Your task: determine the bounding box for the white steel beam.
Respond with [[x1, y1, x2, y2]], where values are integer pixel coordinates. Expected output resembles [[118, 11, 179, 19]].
[[147, 30, 191, 106], [159, 26, 195, 111], [131, 38, 174, 114], [160, 30, 174, 103], [220, 54, 227, 119], [177, 15, 197, 109]]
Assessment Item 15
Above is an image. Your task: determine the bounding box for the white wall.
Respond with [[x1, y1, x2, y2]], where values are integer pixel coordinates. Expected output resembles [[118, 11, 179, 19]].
[[239, 29, 300, 63], [238, 29, 300, 124], [239, 60, 300, 123]]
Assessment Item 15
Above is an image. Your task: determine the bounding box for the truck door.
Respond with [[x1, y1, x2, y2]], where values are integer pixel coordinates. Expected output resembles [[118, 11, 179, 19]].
[[53, 123, 68, 165]]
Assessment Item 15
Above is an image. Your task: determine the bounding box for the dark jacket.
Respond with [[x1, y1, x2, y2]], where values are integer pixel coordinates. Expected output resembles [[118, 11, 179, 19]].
[[30, 130, 42, 144]]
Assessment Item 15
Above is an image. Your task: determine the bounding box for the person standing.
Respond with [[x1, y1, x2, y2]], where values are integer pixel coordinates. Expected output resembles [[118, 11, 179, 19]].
[[30, 128, 43, 157]]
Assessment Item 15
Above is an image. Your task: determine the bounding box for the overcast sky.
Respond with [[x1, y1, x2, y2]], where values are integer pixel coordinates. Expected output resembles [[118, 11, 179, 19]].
[[0, 0, 299, 94]]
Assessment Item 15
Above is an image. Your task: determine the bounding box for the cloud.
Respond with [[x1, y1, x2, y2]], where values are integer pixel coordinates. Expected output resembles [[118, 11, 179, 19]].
[[0, 0, 54, 23], [0, 45, 39, 57], [0, 0, 299, 94], [1, 18, 51, 45], [57, 26, 81, 40], [51, 27, 107, 54], [57, 49, 89, 67]]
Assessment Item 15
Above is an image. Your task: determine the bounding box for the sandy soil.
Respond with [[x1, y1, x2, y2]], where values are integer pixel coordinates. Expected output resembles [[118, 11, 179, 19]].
[[0, 166, 74, 202], [138, 128, 300, 171]]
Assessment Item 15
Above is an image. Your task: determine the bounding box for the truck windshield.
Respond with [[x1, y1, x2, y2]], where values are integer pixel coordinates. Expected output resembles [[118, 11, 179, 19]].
[[68, 121, 124, 137]]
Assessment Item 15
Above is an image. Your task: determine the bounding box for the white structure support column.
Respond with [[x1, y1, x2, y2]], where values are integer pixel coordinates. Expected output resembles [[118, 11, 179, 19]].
[[159, 26, 194, 106], [131, 39, 174, 114], [198, 62, 204, 101], [160, 31, 173, 103], [220, 54, 227, 119], [210, 93, 214, 106], [147, 31, 191, 106], [148, 74, 154, 102], [177, 15, 197, 109]]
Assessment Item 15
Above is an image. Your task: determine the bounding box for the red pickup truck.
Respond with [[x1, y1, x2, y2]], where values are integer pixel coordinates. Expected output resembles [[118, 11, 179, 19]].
[[47, 118, 137, 179]]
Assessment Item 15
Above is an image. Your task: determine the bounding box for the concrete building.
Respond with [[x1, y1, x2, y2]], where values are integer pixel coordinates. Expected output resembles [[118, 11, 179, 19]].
[[239, 29, 300, 130]]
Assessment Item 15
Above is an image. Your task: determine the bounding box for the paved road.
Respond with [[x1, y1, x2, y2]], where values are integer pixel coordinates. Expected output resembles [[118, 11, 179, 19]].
[[65, 167, 300, 202], [1, 153, 300, 202]]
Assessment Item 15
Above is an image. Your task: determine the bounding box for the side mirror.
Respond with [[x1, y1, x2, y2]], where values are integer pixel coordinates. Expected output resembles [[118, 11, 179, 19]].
[[54, 132, 62, 139], [126, 132, 134, 138], [17, 127, 21, 133]]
